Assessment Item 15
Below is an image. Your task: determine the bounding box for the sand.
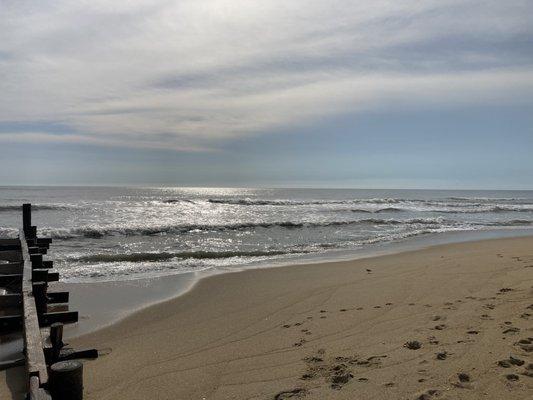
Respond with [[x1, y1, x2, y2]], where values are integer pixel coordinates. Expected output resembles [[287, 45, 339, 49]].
[[3, 236, 533, 399]]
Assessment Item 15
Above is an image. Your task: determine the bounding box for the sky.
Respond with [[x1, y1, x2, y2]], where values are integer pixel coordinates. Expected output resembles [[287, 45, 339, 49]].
[[0, 0, 532, 189]]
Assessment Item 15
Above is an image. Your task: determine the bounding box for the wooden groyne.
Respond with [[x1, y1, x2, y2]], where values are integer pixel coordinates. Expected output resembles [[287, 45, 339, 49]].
[[1, 204, 97, 399]]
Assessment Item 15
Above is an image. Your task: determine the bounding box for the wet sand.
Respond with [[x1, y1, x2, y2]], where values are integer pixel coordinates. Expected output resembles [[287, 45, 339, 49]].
[[3, 236, 533, 399]]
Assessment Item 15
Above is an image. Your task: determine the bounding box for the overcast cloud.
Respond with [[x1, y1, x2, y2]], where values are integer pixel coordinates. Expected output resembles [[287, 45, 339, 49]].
[[1, 0, 532, 152]]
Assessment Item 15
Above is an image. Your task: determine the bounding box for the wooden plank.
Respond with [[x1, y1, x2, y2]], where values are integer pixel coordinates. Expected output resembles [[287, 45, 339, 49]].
[[0, 250, 22, 262], [0, 273, 22, 286], [0, 239, 20, 245], [32, 270, 59, 282], [0, 293, 22, 307], [47, 292, 69, 304], [0, 314, 22, 332], [0, 262, 22, 274], [39, 311, 78, 326], [0, 244, 21, 251], [29, 247, 48, 255], [20, 229, 49, 386]]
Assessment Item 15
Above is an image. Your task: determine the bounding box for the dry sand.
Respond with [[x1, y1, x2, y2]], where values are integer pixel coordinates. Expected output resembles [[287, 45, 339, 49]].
[[3, 236, 533, 399]]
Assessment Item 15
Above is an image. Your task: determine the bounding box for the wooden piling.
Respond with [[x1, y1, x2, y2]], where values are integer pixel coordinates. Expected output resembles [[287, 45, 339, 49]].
[[0, 203, 96, 398], [50, 360, 84, 400]]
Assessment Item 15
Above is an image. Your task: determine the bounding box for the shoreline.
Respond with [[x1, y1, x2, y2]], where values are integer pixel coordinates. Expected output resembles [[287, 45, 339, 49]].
[[2, 235, 532, 399], [64, 227, 533, 338]]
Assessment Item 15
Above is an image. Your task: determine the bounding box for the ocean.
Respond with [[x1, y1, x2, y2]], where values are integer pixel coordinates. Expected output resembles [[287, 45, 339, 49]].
[[1, 186, 532, 283]]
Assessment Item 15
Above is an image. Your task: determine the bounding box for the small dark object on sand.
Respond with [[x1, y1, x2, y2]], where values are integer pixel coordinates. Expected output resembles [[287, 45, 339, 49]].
[[458, 373, 470, 382], [404, 341, 422, 350], [436, 352, 447, 360], [506, 374, 519, 381]]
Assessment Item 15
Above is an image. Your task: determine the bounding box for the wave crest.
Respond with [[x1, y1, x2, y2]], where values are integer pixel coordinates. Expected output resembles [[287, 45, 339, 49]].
[[72, 249, 307, 263], [43, 217, 449, 239]]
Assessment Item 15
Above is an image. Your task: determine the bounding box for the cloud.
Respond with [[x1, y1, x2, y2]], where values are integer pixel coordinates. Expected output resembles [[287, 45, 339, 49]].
[[1, 0, 532, 150]]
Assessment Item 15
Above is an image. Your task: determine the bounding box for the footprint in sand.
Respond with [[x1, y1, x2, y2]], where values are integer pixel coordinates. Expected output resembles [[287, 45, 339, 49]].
[[498, 356, 524, 368], [498, 360, 512, 368], [433, 324, 446, 330], [515, 338, 533, 352], [274, 388, 307, 399], [302, 352, 358, 390], [428, 336, 439, 345], [522, 363, 533, 377], [416, 389, 440, 400], [339, 308, 347, 312], [300, 373, 314, 381], [502, 326, 520, 334], [467, 330, 479, 335], [436, 351, 448, 360], [453, 372, 472, 388], [404, 341, 422, 350], [458, 373, 469, 381], [506, 374, 520, 382], [329, 364, 354, 390]]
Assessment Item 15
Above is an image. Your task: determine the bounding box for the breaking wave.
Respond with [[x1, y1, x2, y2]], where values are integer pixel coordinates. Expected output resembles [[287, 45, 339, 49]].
[[43, 217, 450, 239], [72, 249, 308, 263]]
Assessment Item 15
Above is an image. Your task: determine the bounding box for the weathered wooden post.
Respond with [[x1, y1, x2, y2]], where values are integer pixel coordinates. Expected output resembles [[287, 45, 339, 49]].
[[23, 203, 32, 236], [49, 322, 64, 362], [32, 281, 48, 316], [22, 203, 37, 240], [49, 360, 84, 400]]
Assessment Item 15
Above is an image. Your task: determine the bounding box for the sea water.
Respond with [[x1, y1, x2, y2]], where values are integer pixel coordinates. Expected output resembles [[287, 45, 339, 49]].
[[1, 186, 532, 283]]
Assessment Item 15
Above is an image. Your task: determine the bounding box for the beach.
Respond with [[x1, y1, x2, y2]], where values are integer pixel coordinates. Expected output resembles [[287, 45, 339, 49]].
[[7, 235, 526, 399]]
